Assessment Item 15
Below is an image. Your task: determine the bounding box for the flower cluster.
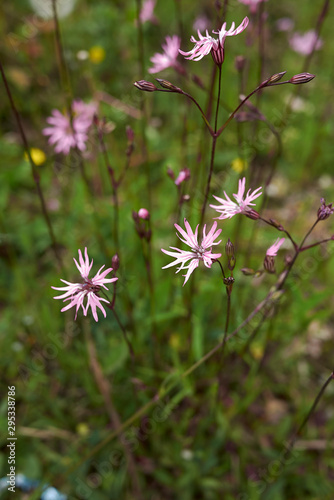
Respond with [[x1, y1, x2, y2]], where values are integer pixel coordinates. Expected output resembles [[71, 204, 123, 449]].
[[43, 100, 96, 155], [52, 248, 117, 322]]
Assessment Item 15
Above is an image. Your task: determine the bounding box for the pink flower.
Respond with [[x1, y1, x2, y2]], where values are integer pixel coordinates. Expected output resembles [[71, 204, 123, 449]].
[[148, 35, 182, 74], [138, 208, 150, 220], [266, 238, 285, 256], [140, 0, 157, 24], [289, 30, 323, 56], [238, 0, 267, 13], [43, 100, 96, 155], [179, 17, 249, 65], [161, 219, 222, 285], [52, 248, 117, 322], [210, 177, 262, 219], [175, 168, 191, 186]]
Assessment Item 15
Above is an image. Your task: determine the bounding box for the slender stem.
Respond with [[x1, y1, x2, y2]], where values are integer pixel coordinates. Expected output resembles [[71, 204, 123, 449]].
[[286, 370, 334, 457], [256, 2, 265, 106], [200, 136, 217, 227], [112, 308, 135, 361], [51, 0, 72, 110], [0, 60, 63, 270], [300, 237, 334, 251], [216, 83, 266, 137], [214, 65, 222, 134], [95, 124, 120, 252], [258, 216, 298, 250]]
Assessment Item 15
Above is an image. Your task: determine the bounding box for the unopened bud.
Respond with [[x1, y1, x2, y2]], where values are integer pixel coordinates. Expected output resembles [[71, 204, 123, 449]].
[[264, 255, 276, 274], [269, 218, 284, 231], [112, 254, 120, 271], [134, 80, 157, 92], [167, 167, 175, 180], [317, 198, 334, 220], [155, 79, 182, 92], [225, 239, 234, 258], [244, 209, 260, 220], [138, 208, 150, 220], [126, 125, 134, 142], [267, 71, 287, 84], [289, 73, 315, 85], [235, 55, 246, 72], [241, 268, 255, 276]]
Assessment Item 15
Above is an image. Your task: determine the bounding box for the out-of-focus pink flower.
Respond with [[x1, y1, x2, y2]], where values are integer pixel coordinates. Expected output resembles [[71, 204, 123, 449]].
[[193, 15, 210, 33], [138, 208, 150, 220], [139, 0, 157, 24], [161, 219, 222, 285], [179, 17, 249, 65], [276, 17, 294, 32], [238, 0, 267, 14], [148, 35, 182, 74], [175, 168, 191, 186], [210, 177, 262, 219], [289, 30, 323, 56], [52, 248, 117, 322], [266, 238, 285, 256], [43, 100, 96, 155]]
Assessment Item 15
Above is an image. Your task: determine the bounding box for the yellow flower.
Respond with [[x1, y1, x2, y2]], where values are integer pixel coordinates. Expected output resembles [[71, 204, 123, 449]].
[[24, 148, 46, 166], [231, 157, 248, 174], [89, 46, 106, 64], [169, 333, 181, 349], [76, 423, 89, 436]]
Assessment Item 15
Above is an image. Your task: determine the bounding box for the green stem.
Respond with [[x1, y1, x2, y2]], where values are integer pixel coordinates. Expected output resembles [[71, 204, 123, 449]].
[[0, 60, 63, 270]]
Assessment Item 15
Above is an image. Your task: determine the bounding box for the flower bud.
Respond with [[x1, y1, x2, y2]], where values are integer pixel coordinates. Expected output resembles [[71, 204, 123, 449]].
[[267, 71, 287, 84], [264, 255, 276, 274], [244, 209, 260, 220], [112, 254, 120, 271], [241, 268, 255, 276], [155, 79, 182, 92], [134, 80, 157, 92], [225, 239, 234, 258], [167, 167, 175, 180], [317, 198, 334, 220], [138, 208, 150, 220], [288, 73, 315, 85]]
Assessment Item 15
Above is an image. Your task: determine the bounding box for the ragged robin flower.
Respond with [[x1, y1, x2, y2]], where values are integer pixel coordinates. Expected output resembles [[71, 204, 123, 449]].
[[179, 17, 249, 66], [210, 177, 262, 219], [52, 248, 117, 322], [161, 219, 222, 285]]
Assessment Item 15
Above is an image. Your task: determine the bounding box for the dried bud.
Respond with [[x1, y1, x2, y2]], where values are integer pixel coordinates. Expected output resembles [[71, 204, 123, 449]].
[[235, 55, 246, 72], [155, 79, 182, 92], [138, 208, 150, 220], [225, 239, 234, 258], [132, 210, 139, 222], [267, 71, 287, 84], [317, 198, 334, 220], [244, 209, 260, 220], [264, 255, 276, 274], [289, 73, 315, 85], [241, 268, 255, 276], [134, 80, 157, 92], [112, 254, 120, 271]]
